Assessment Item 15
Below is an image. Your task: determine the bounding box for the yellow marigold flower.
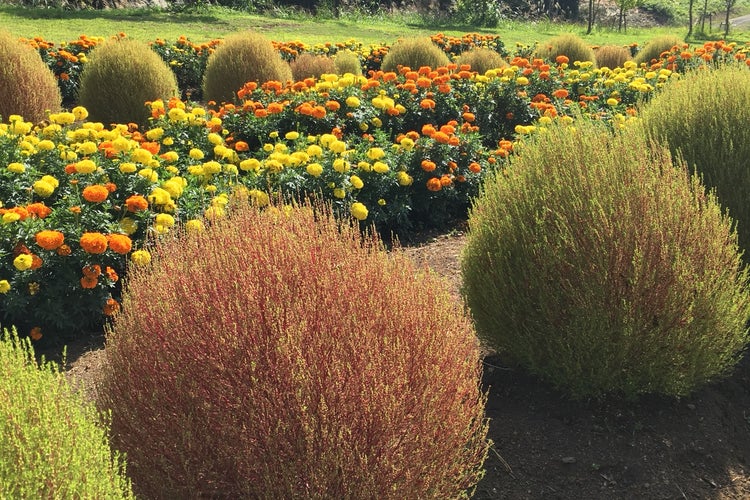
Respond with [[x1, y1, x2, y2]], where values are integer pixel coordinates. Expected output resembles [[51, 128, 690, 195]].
[[378, 198, 386, 206], [113, 136, 132, 152], [202, 161, 222, 175], [204, 205, 225, 220], [307, 144, 323, 158], [189, 148, 205, 160], [162, 179, 184, 199], [345, 96, 361, 107], [350, 202, 368, 220], [306, 162, 324, 177], [285, 131, 300, 140], [7, 162, 25, 174], [148, 187, 171, 206], [119, 162, 137, 174], [120, 217, 138, 235], [32, 180, 55, 198], [366, 148, 385, 161], [333, 188, 346, 199], [130, 249, 152, 266], [72, 106, 88, 121], [333, 158, 350, 173], [155, 213, 175, 228], [240, 158, 261, 172], [161, 151, 179, 163], [37, 139, 55, 151], [319, 134, 337, 147], [207, 132, 223, 145], [185, 219, 204, 232], [76, 141, 98, 155], [606, 98, 619, 106], [397, 171, 413, 186], [74, 159, 97, 174], [0, 280, 10, 294], [372, 161, 390, 174], [168, 107, 188, 122], [13, 254, 33, 271], [3, 212, 20, 224], [146, 127, 165, 140], [138, 168, 159, 182], [350, 175, 364, 189], [358, 161, 371, 172], [131, 148, 153, 164], [399, 137, 415, 151], [248, 189, 269, 207]]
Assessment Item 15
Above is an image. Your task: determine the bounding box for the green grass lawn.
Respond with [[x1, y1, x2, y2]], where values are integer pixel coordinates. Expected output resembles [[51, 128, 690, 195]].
[[3, 4, 743, 48]]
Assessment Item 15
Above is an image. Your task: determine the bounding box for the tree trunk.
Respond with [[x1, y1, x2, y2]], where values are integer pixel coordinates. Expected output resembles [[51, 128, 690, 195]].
[[688, 0, 694, 37]]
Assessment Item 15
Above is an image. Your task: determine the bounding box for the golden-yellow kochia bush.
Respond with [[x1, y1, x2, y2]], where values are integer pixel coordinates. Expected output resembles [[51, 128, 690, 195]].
[[99, 201, 490, 499], [0, 30, 61, 123], [380, 37, 451, 73], [0, 328, 133, 499], [461, 120, 750, 399], [202, 30, 293, 104], [456, 47, 507, 75]]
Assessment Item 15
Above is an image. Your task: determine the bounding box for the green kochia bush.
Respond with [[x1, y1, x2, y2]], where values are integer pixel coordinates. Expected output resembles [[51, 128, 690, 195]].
[[0, 328, 133, 499], [0, 30, 61, 123], [99, 201, 490, 498], [640, 64, 750, 257], [381, 37, 451, 73], [457, 47, 507, 74], [461, 120, 750, 399], [77, 38, 178, 126], [202, 31, 293, 104]]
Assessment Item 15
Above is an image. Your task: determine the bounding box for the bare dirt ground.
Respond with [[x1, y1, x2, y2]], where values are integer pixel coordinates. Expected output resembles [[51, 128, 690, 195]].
[[38, 229, 750, 499]]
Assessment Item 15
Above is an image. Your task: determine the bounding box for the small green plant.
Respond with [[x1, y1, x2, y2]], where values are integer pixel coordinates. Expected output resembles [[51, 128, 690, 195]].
[[456, 47, 507, 74], [77, 37, 179, 126], [633, 34, 685, 66], [202, 30, 292, 104], [534, 33, 597, 66], [594, 44, 632, 69], [380, 37, 451, 73], [290, 52, 337, 81], [0, 328, 133, 498], [461, 120, 750, 399], [640, 64, 750, 256], [0, 30, 61, 123], [100, 200, 490, 498], [333, 49, 363, 76]]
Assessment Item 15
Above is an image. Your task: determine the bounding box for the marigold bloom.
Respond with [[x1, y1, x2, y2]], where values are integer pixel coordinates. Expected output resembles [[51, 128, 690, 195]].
[[426, 177, 442, 192], [26, 203, 52, 219], [350, 202, 369, 221], [35, 230, 65, 251], [306, 163, 323, 177], [421, 160, 437, 172], [82, 184, 109, 203], [56, 244, 71, 256], [33, 180, 55, 198], [103, 298, 120, 316], [469, 162, 481, 173], [125, 195, 149, 212], [108, 233, 133, 254], [74, 159, 97, 174], [80, 275, 98, 289], [30, 327, 42, 341], [13, 254, 33, 271], [131, 249, 152, 266], [0, 280, 10, 294], [83, 264, 102, 278], [105, 266, 119, 282], [80, 232, 108, 254]]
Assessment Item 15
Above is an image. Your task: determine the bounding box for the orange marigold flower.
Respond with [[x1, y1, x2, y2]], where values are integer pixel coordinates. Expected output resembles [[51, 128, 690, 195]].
[[30, 254, 43, 270], [30, 327, 42, 341], [552, 89, 569, 99], [421, 160, 437, 172], [555, 55, 569, 65], [325, 100, 341, 111], [469, 162, 481, 173], [311, 106, 327, 119], [125, 195, 149, 212], [267, 102, 284, 114], [82, 264, 102, 278], [57, 244, 71, 256], [80, 232, 108, 254], [82, 184, 109, 203], [105, 266, 119, 282], [420, 98, 436, 109], [26, 203, 52, 219], [140, 141, 160, 155], [107, 233, 132, 255], [35, 230, 65, 251], [254, 108, 268, 118], [103, 297, 120, 316], [440, 174, 453, 187], [234, 141, 249, 152], [433, 132, 451, 144], [80, 275, 98, 289], [426, 177, 442, 191], [69, 206, 81, 214], [105, 182, 117, 193], [462, 112, 475, 122]]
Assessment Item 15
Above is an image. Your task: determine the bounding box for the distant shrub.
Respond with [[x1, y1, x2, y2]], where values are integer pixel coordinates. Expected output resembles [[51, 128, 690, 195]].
[[0, 328, 133, 498], [78, 38, 178, 126], [333, 49, 363, 76], [99, 201, 490, 498], [290, 52, 337, 81], [640, 64, 750, 256], [202, 31, 292, 104], [634, 34, 684, 66], [594, 44, 632, 69], [456, 47, 507, 74], [380, 37, 451, 73], [535, 33, 596, 66], [461, 120, 750, 399], [0, 30, 61, 123]]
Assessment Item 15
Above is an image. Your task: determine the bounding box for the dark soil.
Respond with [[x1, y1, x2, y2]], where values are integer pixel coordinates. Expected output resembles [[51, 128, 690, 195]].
[[40, 230, 750, 499]]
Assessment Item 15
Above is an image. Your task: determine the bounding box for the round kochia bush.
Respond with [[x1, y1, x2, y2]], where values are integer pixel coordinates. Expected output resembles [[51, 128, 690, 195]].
[[99, 201, 490, 498], [0, 29, 61, 122], [0, 328, 133, 498], [461, 120, 750, 398], [640, 64, 750, 257]]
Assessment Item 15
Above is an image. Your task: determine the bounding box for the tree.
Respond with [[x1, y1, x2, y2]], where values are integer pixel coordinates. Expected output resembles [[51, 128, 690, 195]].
[[688, 0, 695, 36], [724, 0, 737, 37]]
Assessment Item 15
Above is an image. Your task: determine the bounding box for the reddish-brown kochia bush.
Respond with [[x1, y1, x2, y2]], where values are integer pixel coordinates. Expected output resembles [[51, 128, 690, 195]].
[[98, 202, 490, 499]]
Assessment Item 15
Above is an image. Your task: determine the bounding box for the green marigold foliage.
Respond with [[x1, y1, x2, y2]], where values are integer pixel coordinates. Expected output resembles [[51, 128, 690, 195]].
[[290, 52, 337, 81], [202, 31, 293, 104], [100, 201, 490, 499], [0, 30, 61, 123], [380, 37, 451, 73], [461, 120, 750, 399], [0, 328, 133, 498], [77, 38, 178, 126], [457, 47, 507, 74], [634, 34, 684, 66], [594, 44, 632, 69], [333, 49, 363, 76], [640, 64, 750, 256], [535, 33, 596, 66]]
